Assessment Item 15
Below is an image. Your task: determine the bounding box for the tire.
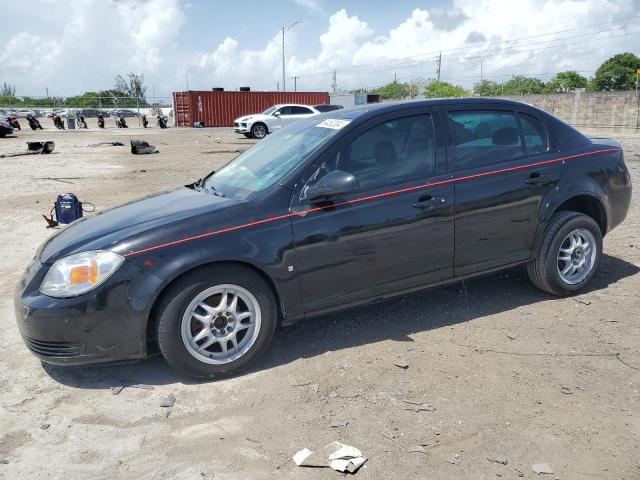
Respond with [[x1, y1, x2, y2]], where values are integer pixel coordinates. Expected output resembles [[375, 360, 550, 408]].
[[251, 122, 267, 139], [243, 133, 252, 138], [527, 211, 602, 296], [155, 265, 277, 379]]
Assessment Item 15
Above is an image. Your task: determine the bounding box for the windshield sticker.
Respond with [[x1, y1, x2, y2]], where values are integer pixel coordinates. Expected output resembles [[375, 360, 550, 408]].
[[316, 119, 351, 130]]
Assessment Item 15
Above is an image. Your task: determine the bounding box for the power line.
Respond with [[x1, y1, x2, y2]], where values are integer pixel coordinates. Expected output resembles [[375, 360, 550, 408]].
[[304, 17, 640, 78]]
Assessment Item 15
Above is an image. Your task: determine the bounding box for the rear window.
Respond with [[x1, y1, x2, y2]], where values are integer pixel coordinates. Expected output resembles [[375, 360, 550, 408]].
[[447, 110, 524, 170], [519, 113, 548, 154]]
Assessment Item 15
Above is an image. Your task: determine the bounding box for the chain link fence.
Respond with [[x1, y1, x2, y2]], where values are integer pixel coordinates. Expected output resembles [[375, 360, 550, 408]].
[[0, 96, 173, 117]]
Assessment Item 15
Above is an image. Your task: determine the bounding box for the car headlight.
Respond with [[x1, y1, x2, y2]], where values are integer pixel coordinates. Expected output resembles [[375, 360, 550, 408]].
[[40, 250, 124, 298]]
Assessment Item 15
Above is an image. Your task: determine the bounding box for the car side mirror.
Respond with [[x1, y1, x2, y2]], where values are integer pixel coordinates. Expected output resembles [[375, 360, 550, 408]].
[[274, 112, 281, 117], [303, 170, 360, 203]]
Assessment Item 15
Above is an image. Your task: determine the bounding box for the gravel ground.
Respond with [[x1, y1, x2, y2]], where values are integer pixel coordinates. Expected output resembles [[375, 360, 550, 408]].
[[0, 120, 639, 480]]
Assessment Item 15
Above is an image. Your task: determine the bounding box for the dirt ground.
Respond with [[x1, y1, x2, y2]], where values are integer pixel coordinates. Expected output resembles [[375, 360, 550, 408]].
[[0, 119, 639, 480]]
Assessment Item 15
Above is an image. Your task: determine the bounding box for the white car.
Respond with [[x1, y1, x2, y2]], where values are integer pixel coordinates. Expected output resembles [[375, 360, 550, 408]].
[[233, 104, 320, 139]]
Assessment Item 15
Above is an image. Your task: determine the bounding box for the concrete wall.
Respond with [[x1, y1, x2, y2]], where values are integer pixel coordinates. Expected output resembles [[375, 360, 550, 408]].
[[499, 90, 639, 130]]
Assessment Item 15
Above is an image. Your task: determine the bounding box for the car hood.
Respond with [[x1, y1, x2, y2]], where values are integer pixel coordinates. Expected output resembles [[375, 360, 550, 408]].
[[234, 114, 271, 123], [38, 187, 238, 264]]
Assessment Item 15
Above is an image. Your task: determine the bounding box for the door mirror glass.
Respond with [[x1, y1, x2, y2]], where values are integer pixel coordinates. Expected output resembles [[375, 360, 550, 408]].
[[273, 111, 281, 117], [303, 170, 359, 203]]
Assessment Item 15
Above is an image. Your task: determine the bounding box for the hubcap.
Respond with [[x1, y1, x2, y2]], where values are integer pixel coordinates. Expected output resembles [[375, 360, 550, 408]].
[[254, 125, 266, 138], [556, 228, 596, 285], [181, 284, 261, 365]]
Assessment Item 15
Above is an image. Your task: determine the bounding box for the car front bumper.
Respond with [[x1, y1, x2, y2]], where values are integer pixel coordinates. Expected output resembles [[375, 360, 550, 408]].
[[233, 122, 250, 133], [14, 256, 162, 366]]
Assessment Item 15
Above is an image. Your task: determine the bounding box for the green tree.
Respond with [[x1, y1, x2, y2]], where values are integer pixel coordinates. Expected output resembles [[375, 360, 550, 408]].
[[544, 71, 588, 93], [502, 75, 545, 95], [424, 80, 467, 98], [1, 82, 16, 96], [376, 80, 409, 99], [115, 73, 147, 103], [594, 52, 640, 90], [473, 79, 502, 96]]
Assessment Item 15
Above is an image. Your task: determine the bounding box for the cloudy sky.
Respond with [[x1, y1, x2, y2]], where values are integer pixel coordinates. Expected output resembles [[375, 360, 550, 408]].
[[1, 0, 639, 99]]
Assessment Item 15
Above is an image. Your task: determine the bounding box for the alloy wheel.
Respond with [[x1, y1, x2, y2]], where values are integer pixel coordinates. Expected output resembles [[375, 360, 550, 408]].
[[556, 228, 597, 285], [181, 284, 261, 365]]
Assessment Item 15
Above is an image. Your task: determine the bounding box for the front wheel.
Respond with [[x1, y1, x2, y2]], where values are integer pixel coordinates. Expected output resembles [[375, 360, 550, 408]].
[[155, 265, 277, 379], [251, 122, 267, 139], [527, 211, 602, 296]]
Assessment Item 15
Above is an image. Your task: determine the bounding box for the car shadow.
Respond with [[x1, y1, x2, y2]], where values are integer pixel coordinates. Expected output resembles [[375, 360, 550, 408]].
[[44, 253, 639, 388]]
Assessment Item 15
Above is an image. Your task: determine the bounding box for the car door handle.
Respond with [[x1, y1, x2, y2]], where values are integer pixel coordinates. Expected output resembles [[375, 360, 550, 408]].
[[525, 172, 553, 185], [413, 195, 446, 209]]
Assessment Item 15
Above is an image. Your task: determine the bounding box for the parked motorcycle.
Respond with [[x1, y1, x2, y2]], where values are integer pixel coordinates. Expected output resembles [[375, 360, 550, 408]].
[[76, 113, 87, 129], [52, 114, 65, 130], [26, 114, 43, 130], [141, 115, 149, 128], [7, 114, 20, 130], [97, 114, 105, 128], [157, 114, 168, 129], [116, 115, 128, 128]]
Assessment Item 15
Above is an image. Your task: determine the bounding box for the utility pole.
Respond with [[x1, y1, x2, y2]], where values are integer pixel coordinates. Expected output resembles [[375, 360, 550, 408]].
[[480, 58, 483, 83], [45, 87, 49, 98], [436, 52, 442, 82], [277, 80, 280, 92], [331, 70, 337, 94], [290, 76, 300, 92], [282, 21, 303, 93], [186, 66, 197, 91], [635, 68, 639, 131]]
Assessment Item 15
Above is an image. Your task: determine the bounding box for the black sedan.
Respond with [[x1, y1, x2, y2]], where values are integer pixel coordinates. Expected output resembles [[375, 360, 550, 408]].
[[15, 99, 632, 378]]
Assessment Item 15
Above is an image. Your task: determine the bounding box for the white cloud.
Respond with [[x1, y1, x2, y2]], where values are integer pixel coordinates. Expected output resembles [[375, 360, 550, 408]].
[[195, 0, 639, 92], [1, 0, 638, 97], [0, 0, 185, 96]]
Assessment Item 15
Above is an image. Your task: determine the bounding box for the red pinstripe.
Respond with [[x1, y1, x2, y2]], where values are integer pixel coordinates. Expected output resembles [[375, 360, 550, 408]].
[[123, 147, 619, 257]]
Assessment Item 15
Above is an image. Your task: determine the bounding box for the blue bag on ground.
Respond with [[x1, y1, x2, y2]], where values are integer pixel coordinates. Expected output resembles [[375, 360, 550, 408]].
[[55, 193, 84, 224]]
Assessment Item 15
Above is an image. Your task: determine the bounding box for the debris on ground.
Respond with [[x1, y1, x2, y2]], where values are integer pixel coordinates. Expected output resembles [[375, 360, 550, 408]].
[[408, 445, 428, 454], [130, 139, 159, 154], [560, 386, 573, 395], [487, 455, 508, 465], [159, 393, 176, 408], [40, 423, 50, 430], [293, 441, 367, 473], [330, 420, 349, 428], [111, 386, 125, 396], [531, 463, 554, 474], [111, 384, 154, 396], [85, 141, 125, 147], [1, 141, 55, 158], [393, 360, 409, 369], [387, 394, 435, 412]]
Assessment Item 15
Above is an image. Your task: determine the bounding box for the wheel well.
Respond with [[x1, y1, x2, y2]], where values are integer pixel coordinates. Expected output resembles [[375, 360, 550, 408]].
[[554, 195, 607, 235], [146, 261, 282, 344]]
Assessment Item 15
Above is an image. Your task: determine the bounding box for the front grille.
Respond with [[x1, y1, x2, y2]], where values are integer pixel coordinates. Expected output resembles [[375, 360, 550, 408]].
[[241, 123, 247, 127], [24, 337, 82, 357]]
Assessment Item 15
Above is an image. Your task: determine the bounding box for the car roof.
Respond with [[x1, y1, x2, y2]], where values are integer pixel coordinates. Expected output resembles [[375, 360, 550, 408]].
[[272, 104, 317, 109], [323, 97, 550, 121]]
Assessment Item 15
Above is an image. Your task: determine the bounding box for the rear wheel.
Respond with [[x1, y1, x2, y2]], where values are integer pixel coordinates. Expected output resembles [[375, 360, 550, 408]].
[[251, 122, 267, 139], [527, 211, 602, 296], [155, 265, 277, 379]]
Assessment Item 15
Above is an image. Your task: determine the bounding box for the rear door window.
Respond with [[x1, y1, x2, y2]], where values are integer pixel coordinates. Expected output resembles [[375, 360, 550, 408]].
[[290, 106, 314, 115], [447, 110, 524, 170], [519, 113, 548, 154]]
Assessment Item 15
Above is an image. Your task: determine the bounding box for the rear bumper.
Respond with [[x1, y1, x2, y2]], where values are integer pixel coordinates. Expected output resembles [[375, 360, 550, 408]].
[[14, 258, 162, 366]]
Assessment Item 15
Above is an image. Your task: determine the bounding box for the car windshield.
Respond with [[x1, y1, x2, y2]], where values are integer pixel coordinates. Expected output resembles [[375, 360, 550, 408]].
[[261, 106, 278, 115], [205, 118, 349, 195]]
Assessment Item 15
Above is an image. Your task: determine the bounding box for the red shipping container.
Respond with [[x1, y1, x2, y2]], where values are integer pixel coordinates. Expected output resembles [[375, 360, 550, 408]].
[[172, 90, 330, 127]]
